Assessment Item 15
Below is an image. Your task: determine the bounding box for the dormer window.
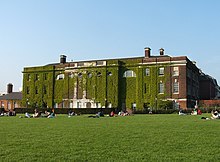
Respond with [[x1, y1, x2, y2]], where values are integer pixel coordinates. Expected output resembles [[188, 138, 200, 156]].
[[57, 74, 64, 80], [78, 73, 83, 78], [159, 67, 164, 76], [145, 68, 150, 76], [97, 72, 102, 77], [123, 70, 136, 77]]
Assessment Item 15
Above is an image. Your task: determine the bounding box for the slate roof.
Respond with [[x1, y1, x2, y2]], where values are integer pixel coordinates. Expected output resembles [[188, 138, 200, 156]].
[[0, 92, 22, 100]]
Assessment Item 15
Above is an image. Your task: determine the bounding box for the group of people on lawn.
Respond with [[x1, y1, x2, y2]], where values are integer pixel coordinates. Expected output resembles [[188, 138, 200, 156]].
[[179, 107, 220, 120], [178, 108, 202, 116], [0, 109, 16, 117], [87, 110, 130, 118], [25, 108, 55, 118]]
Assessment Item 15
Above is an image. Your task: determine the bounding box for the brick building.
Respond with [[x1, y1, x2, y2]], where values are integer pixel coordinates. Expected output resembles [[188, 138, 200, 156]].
[[0, 83, 22, 111], [199, 73, 220, 100], [22, 47, 214, 110]]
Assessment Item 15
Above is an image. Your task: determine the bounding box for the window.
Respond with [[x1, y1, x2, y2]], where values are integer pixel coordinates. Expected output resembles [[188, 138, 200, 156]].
[[69, 73, 74, 78], [173, 81, 179, 93], [144, 83, 147, 93], [77, 62, 84, 67], [145, 68, 150, 76], [35, 74, 39, 81], [35, 87, 38, 94], [43, 86, 47, 94], [78, 73, 82, 78], [123, 70, 136, 77], [56, 74, 65, 80], [97, 72, 102, 77], [107, 72, 112, 76], [173, 67, 179, 76], [44, 73, 48, 80], [159, 67, 164, 76], [88, 72, 92, 78], [96, 61, 106, 66], [159, 82, 164, 93], [27, 87, 30, 94], [27, 74, 31, 81]]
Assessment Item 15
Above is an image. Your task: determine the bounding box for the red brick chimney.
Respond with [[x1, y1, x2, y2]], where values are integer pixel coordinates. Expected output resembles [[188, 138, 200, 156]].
[[7, 83, 13, 94], [144, 47, 151, 58], [60, 55, 67, 64], [160, 48, 164, 55]]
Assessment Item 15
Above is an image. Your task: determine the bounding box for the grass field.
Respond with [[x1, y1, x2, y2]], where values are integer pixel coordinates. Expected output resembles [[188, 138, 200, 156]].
[[0, 114, 220, 161]]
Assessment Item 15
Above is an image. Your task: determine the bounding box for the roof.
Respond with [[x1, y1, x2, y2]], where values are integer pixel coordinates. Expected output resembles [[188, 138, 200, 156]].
[[0, 92, 22, 100]]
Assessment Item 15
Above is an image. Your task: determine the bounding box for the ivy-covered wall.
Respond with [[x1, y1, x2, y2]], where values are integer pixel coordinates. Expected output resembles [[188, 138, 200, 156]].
[[22, 58, 173, 110], [22, 66, 54, 108]]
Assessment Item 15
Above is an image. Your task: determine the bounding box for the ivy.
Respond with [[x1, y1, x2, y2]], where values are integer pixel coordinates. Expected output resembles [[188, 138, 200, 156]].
[[22, 59, 172, 110]]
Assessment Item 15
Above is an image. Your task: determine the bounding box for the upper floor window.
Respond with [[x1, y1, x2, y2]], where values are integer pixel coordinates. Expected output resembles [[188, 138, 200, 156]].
[[44, 73, 48, 80], [56, 74, 64, 80], [35, 87, 38, 94], [107, 72, 112, 76], [69, 73, 74, 79], [97, 72, 102, 77], [173, 67, 179, 76], [78, 73, 83, 78], [173, 80, 179, 93], [35, 74, 40, 81], [26, 87, 30, 94], [144, 83, 147, 93], [96, 61, 106, 66], [145, 68, 150, 76], [159, 82, 164, 94], [123, 70, 136, 78], [77, 62, 84, 67], [27, 74, 31, 81], [159, 67, 164, 76], [43, 86, 47, 94], [88, 72, 92, 78]]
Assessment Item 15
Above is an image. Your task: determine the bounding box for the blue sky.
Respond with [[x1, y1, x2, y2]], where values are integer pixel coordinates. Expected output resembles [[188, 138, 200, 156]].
[[0, 0, 220, 92]]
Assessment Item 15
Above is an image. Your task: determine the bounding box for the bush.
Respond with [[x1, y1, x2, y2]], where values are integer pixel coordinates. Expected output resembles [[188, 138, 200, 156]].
[[14, 108, 116, 114], [158, 100, 173, 110]]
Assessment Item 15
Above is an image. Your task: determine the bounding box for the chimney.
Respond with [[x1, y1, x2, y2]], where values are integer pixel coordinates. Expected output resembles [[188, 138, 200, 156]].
[[159, 48, 164, 55], [7, 83, 13, 94], [144, 47, 151, 58], [60, 55, 67, 64]]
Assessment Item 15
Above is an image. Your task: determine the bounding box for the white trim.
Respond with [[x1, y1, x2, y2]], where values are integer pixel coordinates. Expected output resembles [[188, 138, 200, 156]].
[[140, 60, 187, 65], [166, 98, 187, 101]]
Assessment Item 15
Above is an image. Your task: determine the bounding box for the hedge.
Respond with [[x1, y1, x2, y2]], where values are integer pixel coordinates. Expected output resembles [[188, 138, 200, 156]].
[[14, 108, 116, 115]]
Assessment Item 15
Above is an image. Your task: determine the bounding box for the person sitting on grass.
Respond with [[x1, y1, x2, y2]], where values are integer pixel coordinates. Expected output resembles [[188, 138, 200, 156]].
[[33, 109, 41, 118], [88, 111, 104, 118], [191, 109, 197, 115], [47, 109, 55, 118], [68, 109, 76, 117], [41, 110, 50, 118], [96, 111, 104, 117], [25, 112, 31, 118], [179, 109, 186, 115], [211, 110, 220, 119], [109, 111, 115, 117], [8, 110, 16, 116], [197, 109, 202, 115]]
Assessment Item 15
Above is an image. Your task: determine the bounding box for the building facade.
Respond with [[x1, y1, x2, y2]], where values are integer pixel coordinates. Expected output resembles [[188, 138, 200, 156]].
[[22, 48, 202, 110], [199, 73, 220, 100], [0, 84, 22, 111]]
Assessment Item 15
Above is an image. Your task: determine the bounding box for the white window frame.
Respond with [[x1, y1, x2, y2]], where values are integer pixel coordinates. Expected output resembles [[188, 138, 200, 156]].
[[123, 70, 136, 78], [173, 82, 179, 94], [56, 74, 65, 80], [159, 67, 164, 76], [145, 68, 150, 76], [173, 67, 179, 76], [159, 82, 164, 94]]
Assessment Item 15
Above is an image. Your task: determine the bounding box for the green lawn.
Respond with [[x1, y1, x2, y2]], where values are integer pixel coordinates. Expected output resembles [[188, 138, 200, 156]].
[[0, 114, 220, 161]]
